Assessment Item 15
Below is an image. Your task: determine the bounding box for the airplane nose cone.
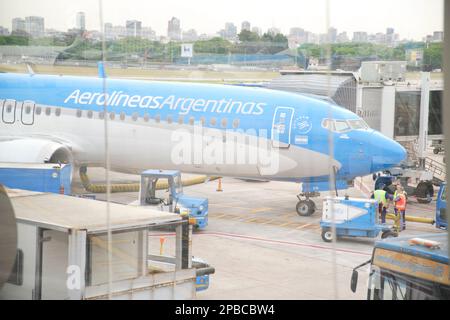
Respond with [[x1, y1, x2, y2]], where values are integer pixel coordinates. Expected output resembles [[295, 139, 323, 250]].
[[370, 131, 407, 172]]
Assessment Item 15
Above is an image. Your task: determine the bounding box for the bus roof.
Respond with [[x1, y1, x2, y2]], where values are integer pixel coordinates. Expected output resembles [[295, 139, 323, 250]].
[[375, 233, 448, 265]]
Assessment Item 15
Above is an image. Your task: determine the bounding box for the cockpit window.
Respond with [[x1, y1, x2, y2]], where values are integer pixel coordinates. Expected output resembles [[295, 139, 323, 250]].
[[348, 119, 369, 130], [321, 119, 335, 131], [334, 120, 351, 133], [322, 118, 369, 133]]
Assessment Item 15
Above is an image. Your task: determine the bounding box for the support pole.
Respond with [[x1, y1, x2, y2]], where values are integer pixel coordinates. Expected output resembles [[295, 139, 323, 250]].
[[418, 72, 431, 168]]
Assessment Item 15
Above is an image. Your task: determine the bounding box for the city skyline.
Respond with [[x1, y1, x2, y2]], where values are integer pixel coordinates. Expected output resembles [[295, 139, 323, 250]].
[[0, 0, 444, 41]]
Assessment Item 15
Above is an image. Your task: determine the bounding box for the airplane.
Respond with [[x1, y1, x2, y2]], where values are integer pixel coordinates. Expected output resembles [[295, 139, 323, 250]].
[[0, 69, 406, 216]]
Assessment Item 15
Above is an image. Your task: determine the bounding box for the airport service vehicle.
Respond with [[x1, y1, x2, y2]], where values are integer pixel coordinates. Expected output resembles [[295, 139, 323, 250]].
[[374, 168, 435, 204], [319, 196, 397, 242], [436, 182, 447, 230], [139, 169, 208, 229], [0, 71, 406, 216], [351, 234, 449, 300], [0, 162, 72, 195]]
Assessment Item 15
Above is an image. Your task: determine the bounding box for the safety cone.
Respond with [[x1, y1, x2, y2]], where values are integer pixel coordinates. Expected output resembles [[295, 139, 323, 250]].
[[216, 178, 223, 192], [159, 237, 165, 255]]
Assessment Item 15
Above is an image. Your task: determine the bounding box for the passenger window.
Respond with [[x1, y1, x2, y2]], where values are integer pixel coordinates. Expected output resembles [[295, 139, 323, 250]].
[[110, 112, 115, 120], [167, 115, 173, 124], [45, 108, 51, 116], [99, 111, 105, 119], [178, 115, 184, 124], [200, 117, 206, 126], [76, 109, 82, 117], [189, 117, 195, 125], [334, 120, 351, 132], [36, 106, 42, 115], [144, 113, 150, 122], [120, 112, 126, 120], [210, 117, 217, 126], [221, 118, 228, 128], [232, 118, 240, 129], [155, 114, 161, 123], [132, 112, 138, 121], [25, 106, 32, 114], [87, 110, 93, 118], [55, 108, 61, 117]]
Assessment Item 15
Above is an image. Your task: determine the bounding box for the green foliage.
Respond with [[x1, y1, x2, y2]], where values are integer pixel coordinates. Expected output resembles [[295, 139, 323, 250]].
[[238, 30, 260, 42], [423, 42, 442, 71], [194, 37, 232, 54]]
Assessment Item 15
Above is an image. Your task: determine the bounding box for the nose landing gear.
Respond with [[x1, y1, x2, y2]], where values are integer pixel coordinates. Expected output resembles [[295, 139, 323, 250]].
[[296, 192, 319, 216]]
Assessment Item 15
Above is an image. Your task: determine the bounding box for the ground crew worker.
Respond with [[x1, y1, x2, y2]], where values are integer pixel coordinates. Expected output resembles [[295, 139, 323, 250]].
[[372, 185, 393, 224], [394, 185, 407, 231]]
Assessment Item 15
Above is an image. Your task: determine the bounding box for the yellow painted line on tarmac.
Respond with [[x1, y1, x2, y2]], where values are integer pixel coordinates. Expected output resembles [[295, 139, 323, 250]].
[[250, 207, 272, 214], [296, 223, 312, 230], [278, 221, 295, 227]]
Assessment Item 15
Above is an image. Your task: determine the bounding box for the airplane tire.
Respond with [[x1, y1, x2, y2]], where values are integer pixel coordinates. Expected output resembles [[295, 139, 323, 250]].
[[381, 230, 398, 239], [416, 182, 433, 204], [321, 228, 333, 242], [296, 200, 315, 216]]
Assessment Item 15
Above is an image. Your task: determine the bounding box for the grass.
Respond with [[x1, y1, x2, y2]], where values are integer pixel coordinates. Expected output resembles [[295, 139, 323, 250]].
[[0, 63, 279, 83]]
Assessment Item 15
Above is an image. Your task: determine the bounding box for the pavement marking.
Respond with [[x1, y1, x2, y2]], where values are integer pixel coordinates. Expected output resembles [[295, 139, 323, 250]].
[[250, 207, 272, 214], [296, 223, 313, 230]]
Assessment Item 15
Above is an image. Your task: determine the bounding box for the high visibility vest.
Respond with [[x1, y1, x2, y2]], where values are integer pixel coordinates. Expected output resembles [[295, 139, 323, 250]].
[[374, 189, 387, 206], [395, 193, 406, 211]]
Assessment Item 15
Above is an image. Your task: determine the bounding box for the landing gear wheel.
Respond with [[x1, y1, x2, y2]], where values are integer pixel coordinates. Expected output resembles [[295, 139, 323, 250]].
[[381, 230, 398, 239], [416, 182, 433, 204], [296, 200, 315, 216], [321, 228, 333, 242]]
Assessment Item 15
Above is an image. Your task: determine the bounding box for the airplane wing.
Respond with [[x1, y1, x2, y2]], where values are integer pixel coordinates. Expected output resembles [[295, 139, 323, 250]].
[[0, 136, 75, 164]]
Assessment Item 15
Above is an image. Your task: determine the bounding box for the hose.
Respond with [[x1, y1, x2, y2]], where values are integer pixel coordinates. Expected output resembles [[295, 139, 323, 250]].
[[79, 166, 219, 193], [386, 213, 435, 225]]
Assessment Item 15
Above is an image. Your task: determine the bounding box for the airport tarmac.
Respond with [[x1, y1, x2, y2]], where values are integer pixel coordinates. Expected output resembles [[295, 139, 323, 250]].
[[72, 168, 444, 300]]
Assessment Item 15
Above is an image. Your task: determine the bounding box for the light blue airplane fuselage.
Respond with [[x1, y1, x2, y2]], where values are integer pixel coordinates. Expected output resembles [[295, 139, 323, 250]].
[[0, 73, 406, 193]]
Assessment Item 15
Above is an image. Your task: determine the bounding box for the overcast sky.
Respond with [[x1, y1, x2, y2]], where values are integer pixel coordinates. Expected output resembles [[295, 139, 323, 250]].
[[0, 0, 444, 40]]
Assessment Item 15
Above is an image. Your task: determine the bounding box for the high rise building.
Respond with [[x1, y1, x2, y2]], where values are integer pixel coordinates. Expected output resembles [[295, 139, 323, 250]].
[[241, 21, 251, 32], [337, 32, 349, 43], [352, 31, 368, 43], [433, 31, 444, 42], [76, 12, 86, 31], [126, 20, 142, 37], [167, 17, 181, 41], [0, 26, 9, 36], [251, 26, 261, 37], [12, 18, 25, 33], [182, 29, 198, 42], [386, 27, 395, 45], [224, 22, 237, 40], [267, 27, 281, 36], [327, 27, 337, 43], [25, 16, 45, 38], [142, 27, 156, 40]]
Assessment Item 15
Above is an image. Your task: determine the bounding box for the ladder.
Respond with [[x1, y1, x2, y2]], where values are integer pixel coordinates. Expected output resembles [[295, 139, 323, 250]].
[[424, 157, 446, 185]]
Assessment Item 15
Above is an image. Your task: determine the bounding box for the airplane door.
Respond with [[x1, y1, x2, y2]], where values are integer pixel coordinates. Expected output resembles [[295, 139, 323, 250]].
[[2, 100, 16, 124], [271, 107, 294, 148], [20, 101, 35, 125]]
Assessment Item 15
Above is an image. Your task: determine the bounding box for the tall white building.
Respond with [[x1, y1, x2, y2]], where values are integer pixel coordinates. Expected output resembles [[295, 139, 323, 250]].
[[241, 21, 251, 32], [224, 22, 237, 40], [126, 20, 142, 37], [76, 12, 86, 31], [25, 16, 45, 38], [167, 17, 181, 41], [12, 18, 25, 33]]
